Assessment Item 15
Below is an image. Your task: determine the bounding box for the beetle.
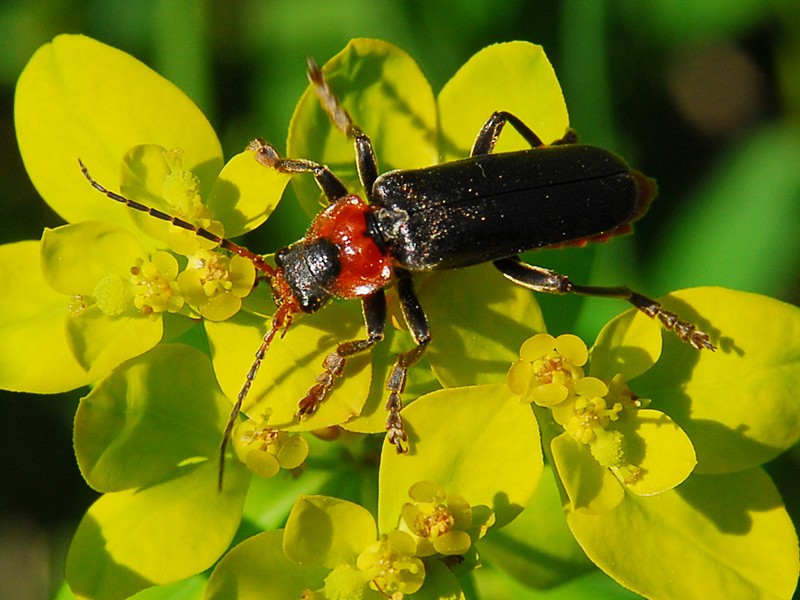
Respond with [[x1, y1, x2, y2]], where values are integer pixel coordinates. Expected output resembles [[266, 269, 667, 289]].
[[81, 57, 714, 487]]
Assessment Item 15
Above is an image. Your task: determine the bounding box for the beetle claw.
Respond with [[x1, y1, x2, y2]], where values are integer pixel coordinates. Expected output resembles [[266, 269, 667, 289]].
[[656, 309, 716, 351]]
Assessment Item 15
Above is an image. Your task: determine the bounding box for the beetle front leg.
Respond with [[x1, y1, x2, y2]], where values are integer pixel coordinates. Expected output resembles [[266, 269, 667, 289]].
[[385, 269, 431, 453], [251, 60, 382, 202], [493, 256, 715, 350], [247, 138, 350, 204], [296, 291, 387, 419]]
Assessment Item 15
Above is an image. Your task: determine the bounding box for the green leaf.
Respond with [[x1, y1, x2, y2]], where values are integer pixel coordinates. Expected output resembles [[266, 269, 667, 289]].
[[630, 288, 800, 473], [613, 409, 696, 496], [413, 559, 466, 600], [420, 263, 546, 388], [378, 384, 542, 533], [117, 144, 176, 248], [40, 222, 164, 377], [115, 143, 291, 245], [550, 403, 697, 510], [66, 307, 163, 380], [0, 241, 91, 392], [15, 34, 223, 227], [54, 582, 77, 600], [206, 301, 371, 431], [283, 495, 377, 569], [129, 576, 206, 600], [478, 465, 593, 590], [566, 469, 799, 599], [241, 456, 339, 532], [206, 530, 328, 600], [473, 566, 640, 600], [74, 344, 236, 491], [438, 41, 569, 161], [287, 38, 438, 215], [65, 457, 249, 600]]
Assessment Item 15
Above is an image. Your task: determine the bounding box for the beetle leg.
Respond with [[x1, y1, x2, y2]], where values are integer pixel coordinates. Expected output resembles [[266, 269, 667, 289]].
[[493, 256, 715, 351], [247, 138, 350, 203], [471, 111, 577, 156], [386, 269, 431, 453], [296, 290, 387, 419], [471, 111, 545, 155], [552, 128, 579, 145], [306, 58, 380, 195]]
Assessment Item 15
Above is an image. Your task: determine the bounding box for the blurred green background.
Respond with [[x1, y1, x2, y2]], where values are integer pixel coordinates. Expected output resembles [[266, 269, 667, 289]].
[[1, 1, 798, 598]]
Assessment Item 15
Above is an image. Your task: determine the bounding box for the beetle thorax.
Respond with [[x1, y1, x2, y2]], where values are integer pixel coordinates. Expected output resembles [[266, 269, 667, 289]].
[[307, 195, 393, 298]]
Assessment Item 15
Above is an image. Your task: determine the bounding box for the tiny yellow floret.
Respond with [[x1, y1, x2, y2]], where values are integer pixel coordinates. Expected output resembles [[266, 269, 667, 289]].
[[178, 250, 255, 320], [508, 333, 587, 406], [129, 251, 184, 315], [357, 531, 425, 597], [323, 563, 366, 600], [92, 274, 132, 316]]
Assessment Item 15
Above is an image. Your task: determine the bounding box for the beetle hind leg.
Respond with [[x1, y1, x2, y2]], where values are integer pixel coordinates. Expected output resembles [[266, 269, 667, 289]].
[[470, 111, 576, 156], [494, 256, 715, 351], [384, 341, 428, 452]]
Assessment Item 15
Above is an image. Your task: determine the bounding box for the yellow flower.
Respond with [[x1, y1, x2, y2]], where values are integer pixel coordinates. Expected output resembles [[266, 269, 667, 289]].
[[507, 333, 587, 407], [509, 333, 696, 513], [177, 248, 255, 320]]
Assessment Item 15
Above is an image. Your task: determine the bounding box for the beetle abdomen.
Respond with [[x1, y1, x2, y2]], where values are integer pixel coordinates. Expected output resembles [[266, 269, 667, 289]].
[[372, 145, 654, 271]]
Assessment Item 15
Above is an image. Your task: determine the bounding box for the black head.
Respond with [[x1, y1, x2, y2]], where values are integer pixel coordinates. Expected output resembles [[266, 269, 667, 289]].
[[275, 238, 341, 313]]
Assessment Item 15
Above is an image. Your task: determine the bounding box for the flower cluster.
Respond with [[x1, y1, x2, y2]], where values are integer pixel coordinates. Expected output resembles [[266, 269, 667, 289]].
[[399, 480, 493, 557], [232, 412, 309, 478], [509, 333, 696, 512], [355, 530, 426, 598], [72, 148, 256, 324], [270, 483, 491, 600]]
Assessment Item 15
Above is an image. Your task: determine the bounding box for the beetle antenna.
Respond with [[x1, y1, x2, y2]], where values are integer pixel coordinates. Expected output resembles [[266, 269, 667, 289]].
[[218, 304, 294, 491], [78, 159, 280, 277]]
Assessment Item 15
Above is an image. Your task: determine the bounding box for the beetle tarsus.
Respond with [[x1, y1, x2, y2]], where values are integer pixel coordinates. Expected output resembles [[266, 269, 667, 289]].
[[385, 363, 409, 453], [655, 308, 716, 351], [297, 351, 347, 418], [628, 293, 716, 351], [246, 138, 282, 167], [382, 340, 428, 453]]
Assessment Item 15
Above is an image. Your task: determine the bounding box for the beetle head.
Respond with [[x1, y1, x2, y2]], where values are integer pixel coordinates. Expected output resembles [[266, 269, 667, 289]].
[[274, 238, 341, 313]]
